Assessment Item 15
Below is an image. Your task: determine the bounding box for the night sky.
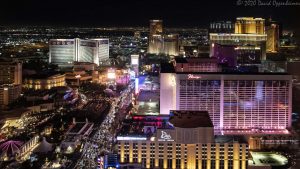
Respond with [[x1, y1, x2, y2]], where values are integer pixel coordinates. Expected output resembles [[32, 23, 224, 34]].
[[1, 0, 300, 30]]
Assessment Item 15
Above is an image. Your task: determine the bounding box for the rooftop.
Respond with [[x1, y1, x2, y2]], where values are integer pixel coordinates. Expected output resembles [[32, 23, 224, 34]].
[[68, 123, 86, 134], [0, 108, 31, 121], [174, 57, 218, 64], [169, 110, 213, 128], [137, 91, 159, 102], [214, 135, 247, 144], [249, 152, 288, 167], [25, 71, 64, 79], [160, 63, 175, 73], [161, 62, 290, 75]]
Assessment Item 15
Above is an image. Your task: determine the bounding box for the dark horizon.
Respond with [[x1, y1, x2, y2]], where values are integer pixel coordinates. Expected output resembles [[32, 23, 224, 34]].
[[1, 0, 300, 31]]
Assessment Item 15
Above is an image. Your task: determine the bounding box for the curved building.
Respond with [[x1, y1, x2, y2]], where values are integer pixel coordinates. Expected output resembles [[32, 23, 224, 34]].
[[118, 111, 248, 169]]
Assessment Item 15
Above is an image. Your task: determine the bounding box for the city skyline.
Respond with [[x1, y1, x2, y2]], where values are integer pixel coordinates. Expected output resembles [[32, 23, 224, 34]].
[[0, 1, 300, 168]]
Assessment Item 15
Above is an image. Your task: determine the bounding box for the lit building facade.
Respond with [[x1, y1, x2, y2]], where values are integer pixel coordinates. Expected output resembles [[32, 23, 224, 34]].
[[210, 21, 235, 33], [49, 39, 77, 67], [210, 34, 267, 61], [0, 61, 22, 85], [78, 40, 99, 64], [174, 57, 220, 73], [148, 20, 164, 54], [65, 71, 92, 86], [23, 74, 65, 90], [212, 44, 264, 67], [235, 46, 262, 65], [148, 20, 179, 56], [148, 34, 164, 55], [131, 54, 139, 77], [95, 38, 110, 63], [118, 136, 248, 169], [149, 20, 163, 35], [160, 64, 292, 130], [164, 34, 179, 56], [0, 84, 22, 108], [266, 22, 279, 53], [49, 38, 109, 66], [118, 111, 248, 169], [235, 17, 265, 35]]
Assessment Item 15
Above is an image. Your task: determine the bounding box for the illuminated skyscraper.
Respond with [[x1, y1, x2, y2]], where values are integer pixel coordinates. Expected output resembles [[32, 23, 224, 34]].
[[148, 20, 179, 56], [149, 20, 163, 35], [94, 38, 110, 64], [163, 34, 179, 56], [235, 17, 265, 34], [160, 62, 292, 130], [49, 38, 109, 66], [78, 40, 98, 64], [148, 20, 164, 54], [148, 35, 164, 54], [210, 17, 267, 63], [49, 39, 78, 67], [266, 19, 280, 53]]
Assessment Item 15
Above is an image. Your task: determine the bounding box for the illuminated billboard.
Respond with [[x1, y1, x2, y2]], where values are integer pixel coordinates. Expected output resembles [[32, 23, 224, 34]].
[[131, 54, 139, 65], [107, 68, 116, 79]]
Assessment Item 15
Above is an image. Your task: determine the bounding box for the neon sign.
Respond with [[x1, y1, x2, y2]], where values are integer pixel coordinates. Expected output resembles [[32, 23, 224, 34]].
[[158, 131, 174, 141], [187, 74, 201, 80], [161, 131, 171, 139]]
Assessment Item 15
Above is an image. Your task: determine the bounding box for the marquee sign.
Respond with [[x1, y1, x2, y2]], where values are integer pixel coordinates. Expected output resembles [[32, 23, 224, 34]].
[[187, 74, 201, 80]]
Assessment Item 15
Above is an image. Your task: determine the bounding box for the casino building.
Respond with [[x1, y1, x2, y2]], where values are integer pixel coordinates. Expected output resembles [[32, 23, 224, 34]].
[[23, 73, 65, 90], [118, 111, 248, 169], [49, 39, 77, 67], [49, 38, 109, 67], [210, 17, 267, 64], [148, 20, 164, 55], [160, 60, 292, 131], [148, 20, 179, 56], [210, 34, 267, 62]]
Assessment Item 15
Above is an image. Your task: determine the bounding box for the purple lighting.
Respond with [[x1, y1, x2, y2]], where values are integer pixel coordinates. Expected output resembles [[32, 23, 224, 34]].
[[212, 43, 237, 67], [0, 140, 23, 155]]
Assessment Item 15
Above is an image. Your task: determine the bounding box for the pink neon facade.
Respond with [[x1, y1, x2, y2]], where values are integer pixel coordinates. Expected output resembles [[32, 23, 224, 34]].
[[160, 73, 292, 130]]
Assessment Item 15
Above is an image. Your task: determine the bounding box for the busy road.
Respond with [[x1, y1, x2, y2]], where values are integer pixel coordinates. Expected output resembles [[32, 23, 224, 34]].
[[74, 82, 134, 169]]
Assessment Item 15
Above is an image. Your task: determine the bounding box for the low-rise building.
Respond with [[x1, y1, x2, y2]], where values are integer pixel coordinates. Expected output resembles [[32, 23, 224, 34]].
[[136, 90, 159, 115], [60, 119, 93, 153], [24, 73, 65, 90], [65, 71, 92, 86]]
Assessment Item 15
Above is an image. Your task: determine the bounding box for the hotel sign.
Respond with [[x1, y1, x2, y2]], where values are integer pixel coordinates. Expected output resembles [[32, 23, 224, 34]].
[[187, 74, 201, 80], [158, 131, 174, 142]]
